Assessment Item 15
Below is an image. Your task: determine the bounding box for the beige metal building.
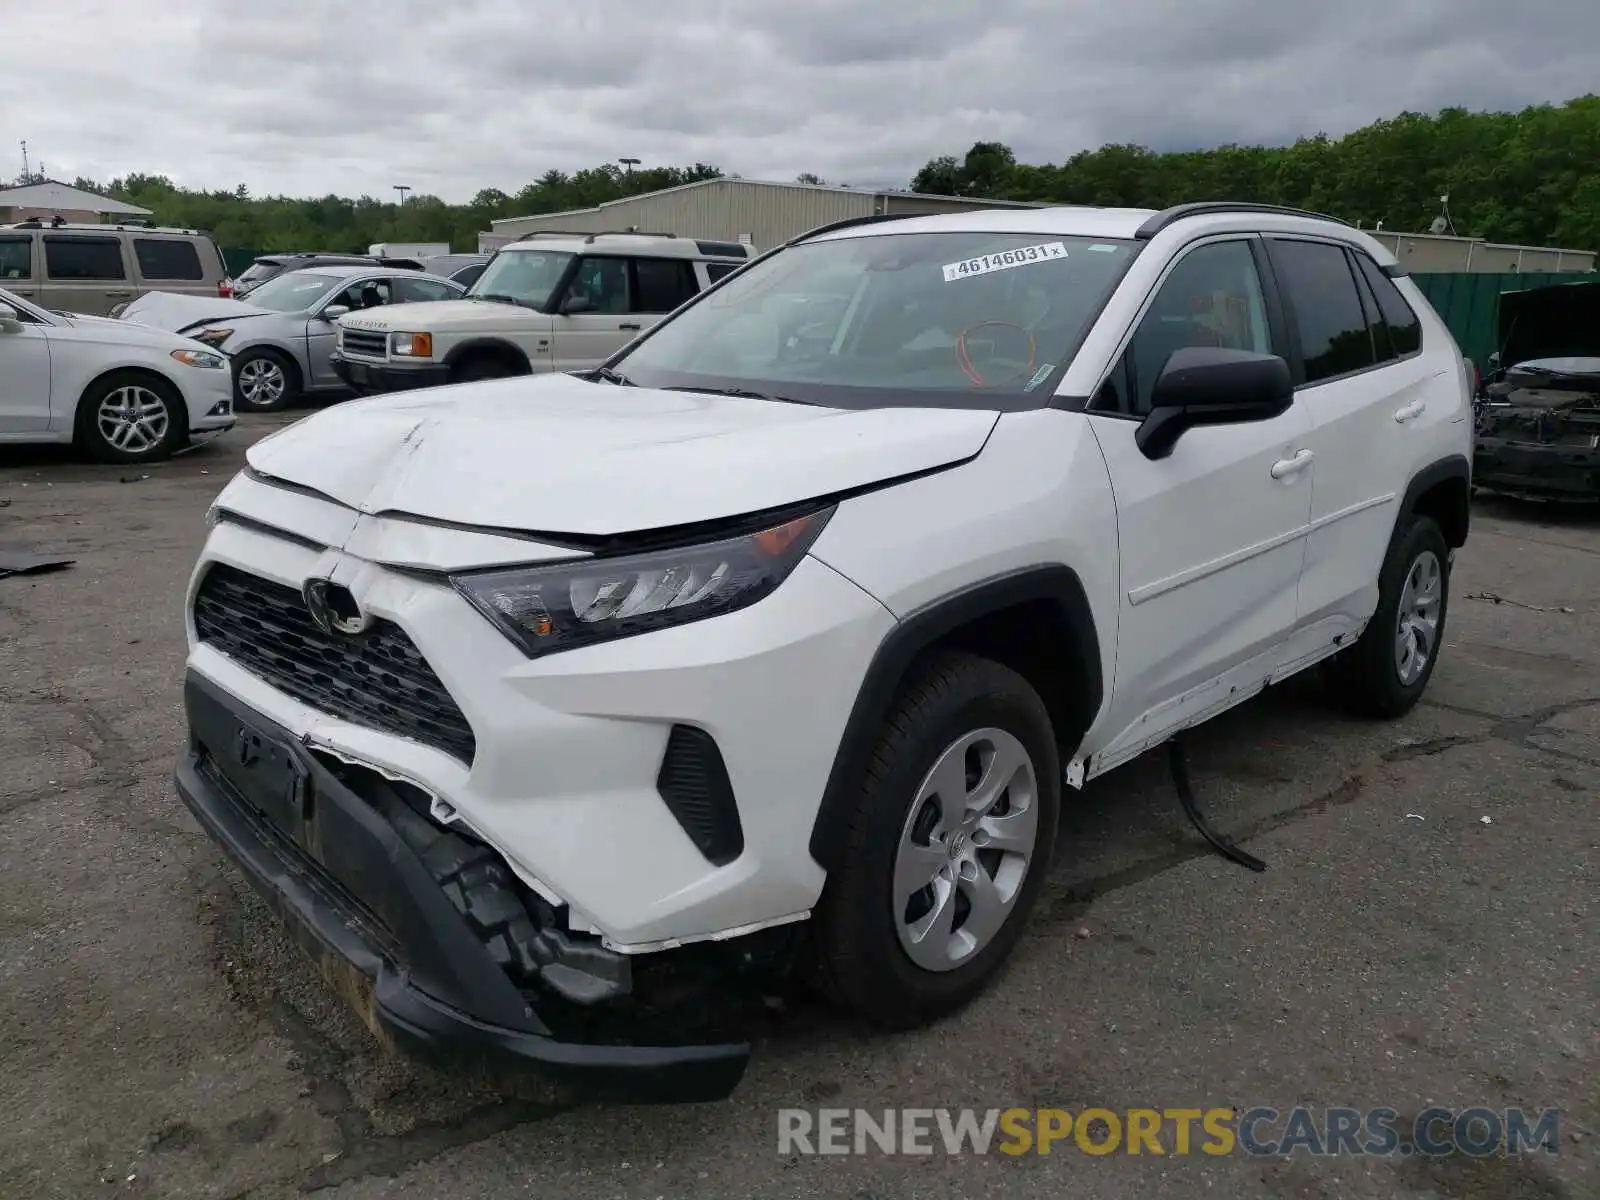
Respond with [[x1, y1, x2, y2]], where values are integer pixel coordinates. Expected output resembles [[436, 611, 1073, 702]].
[[1360, 228, 1593, 274], [0, 180, 153, 225], [483, 177, 1044, 253]]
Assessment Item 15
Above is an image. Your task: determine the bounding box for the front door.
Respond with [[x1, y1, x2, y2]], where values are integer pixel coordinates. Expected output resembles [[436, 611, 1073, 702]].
[[0, 315, 52, 434], [1083, 236, 1316, 772], [549, 255, 638, 372]]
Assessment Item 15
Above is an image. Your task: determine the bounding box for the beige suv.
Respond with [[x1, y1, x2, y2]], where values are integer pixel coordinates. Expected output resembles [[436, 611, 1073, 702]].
[[0, 219, 231, 317]]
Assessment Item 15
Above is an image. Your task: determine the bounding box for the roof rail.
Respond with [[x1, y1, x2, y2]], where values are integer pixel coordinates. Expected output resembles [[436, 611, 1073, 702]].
[[509, 229, 681, 244], [785, 211, 926, 247], [1135, 202, 1352, 239]]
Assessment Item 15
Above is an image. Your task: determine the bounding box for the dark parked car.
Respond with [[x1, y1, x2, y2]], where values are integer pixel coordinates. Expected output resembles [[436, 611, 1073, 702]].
[[1473, 278, 1600, 501]]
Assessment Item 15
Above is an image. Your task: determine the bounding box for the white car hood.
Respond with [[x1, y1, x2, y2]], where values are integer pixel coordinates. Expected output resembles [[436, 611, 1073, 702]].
[[60, 311, 214, 352], [338, 298, 549, 333], [120, 291, 275, 333], [246, 373, 997, 536]]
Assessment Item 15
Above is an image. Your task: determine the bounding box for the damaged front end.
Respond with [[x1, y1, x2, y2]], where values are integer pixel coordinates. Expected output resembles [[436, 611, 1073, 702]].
[[174, 672, 796, 1103], [1474, 357, 1600, 501]]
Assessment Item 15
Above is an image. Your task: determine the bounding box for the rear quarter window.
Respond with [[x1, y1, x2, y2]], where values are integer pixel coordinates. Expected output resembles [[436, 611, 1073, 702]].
[[133, 238, 205, 281], [0, 235, 33, 280]]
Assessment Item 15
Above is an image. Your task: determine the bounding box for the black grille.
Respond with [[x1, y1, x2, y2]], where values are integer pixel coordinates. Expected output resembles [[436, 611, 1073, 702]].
[[341, 330, 388, 358], [656, 724, 744, 865], [193, 564, 476, 764]]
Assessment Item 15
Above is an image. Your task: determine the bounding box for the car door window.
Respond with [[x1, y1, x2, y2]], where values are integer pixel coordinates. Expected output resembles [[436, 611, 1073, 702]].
[[333, 278, 393, 311], [1352, 253, 1422, 356], [133, 238, 203, 281], [1349, 254, 1396, 363], [43, 235, 126, 280], [564, 256, 630, 314], [1097, 239, 1271, 417], [451, 263, 485, 288], [1270, 239, 1376, 384], [393, 277, 457, 303], [631, 257, 698, 313], [0, 236, 33, 280]]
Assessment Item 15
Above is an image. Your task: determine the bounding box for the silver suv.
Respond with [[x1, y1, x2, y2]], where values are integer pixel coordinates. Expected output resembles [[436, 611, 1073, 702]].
[[0, 218, 230, 317]]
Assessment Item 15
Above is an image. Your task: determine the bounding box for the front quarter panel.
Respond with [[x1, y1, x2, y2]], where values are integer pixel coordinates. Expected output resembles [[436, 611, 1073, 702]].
[[808, 408, 1119, 712]]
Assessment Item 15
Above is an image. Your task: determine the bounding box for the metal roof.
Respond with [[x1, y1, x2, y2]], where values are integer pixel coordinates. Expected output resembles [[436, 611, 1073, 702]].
[[0, 180, 152, 216]]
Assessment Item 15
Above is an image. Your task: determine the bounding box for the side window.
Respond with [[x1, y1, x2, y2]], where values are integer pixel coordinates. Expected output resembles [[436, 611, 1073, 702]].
[[393, 277, 457, 303], [564, 256, 629, 314], [450, 263, 485, 288], [43, 235, 126, 281], [1349, 254, 1395, 362], [0, 236, 33, 280], [1099, 239, 1272, 416], [133, 238, 203, 281], [704, 262, 738, 283], [1352, 253, 1422, 357], [631, 257, 698, 313], [1270, 239, 1375, 384], [335, 278, 393, 310]]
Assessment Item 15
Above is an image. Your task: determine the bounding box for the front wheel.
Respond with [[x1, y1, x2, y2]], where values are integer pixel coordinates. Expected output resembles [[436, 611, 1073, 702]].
[[807, 652, 1060, 1028], [233, 349, 299, 412], [74, 372, 185, 464], [1324, 515, 1451, 718]]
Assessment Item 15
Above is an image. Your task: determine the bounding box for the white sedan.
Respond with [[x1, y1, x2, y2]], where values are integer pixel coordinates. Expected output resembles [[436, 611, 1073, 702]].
[[0, 286, 236, 463]]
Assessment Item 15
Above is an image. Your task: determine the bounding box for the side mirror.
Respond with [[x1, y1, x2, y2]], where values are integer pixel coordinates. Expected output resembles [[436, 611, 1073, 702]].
[[0, 301, 21, 331], [321, 304, 351, 321], [1135, 346, 1293, 460], [561, 294, 594, 315]]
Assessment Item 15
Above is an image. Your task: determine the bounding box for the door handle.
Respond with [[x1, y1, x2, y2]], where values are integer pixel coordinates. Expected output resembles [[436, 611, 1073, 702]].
[[1270, 448, 1315, 479], [1394, 399, 1426, 423], [106, 289, 133, 297], [619, 322, 642, 331]]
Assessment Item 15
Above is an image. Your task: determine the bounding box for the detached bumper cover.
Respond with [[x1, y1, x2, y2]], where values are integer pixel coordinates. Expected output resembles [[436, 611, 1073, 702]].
[[331, 351, 451, 393], [1474, 437, 1600, 500], [173, 671, 753, 1103]]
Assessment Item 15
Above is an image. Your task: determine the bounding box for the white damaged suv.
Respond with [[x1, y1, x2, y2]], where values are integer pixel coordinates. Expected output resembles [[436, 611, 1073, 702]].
[[177, 203, 1473, 1102]]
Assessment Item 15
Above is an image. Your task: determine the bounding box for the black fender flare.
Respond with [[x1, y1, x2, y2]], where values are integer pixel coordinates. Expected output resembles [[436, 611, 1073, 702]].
[[442, 338, 533, 373], [1397, 453, 1472, 548], [807, 565, 1104, 871]]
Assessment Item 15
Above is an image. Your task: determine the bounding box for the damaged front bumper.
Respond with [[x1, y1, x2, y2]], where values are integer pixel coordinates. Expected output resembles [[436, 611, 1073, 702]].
[[174, 671, 785, 1103], [1473, 368, 1600, 501]]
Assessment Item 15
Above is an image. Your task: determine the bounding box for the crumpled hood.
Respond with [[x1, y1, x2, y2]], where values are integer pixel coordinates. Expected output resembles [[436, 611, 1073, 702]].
[[61, 311, 214, 352], [337, 298, 549, 333], [120, 291, 275, 333], [245, 373, 997, 536]]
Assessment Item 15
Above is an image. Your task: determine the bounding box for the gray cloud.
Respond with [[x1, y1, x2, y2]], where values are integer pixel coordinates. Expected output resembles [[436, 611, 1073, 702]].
[[3, 0, 1596, 203]]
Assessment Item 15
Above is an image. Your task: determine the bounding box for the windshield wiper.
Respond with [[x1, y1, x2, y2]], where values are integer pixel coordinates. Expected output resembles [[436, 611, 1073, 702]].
[[592, 366, 634, 386], [474, 292, 533, 308], [662, 385, 814, 406]]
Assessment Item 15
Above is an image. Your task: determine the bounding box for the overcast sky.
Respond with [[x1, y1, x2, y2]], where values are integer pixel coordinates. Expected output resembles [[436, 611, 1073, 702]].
[[4, 0, 1597, 203]]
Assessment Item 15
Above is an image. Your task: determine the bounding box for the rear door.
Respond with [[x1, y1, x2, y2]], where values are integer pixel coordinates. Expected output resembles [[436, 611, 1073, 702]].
[[1266, 237, 1429, 639], [40, 233, 132, 316], [0, 232, 39, 303]]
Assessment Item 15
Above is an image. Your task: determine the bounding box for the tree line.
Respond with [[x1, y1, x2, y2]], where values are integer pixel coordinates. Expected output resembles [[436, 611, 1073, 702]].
[[12, 94, 1598, 254]]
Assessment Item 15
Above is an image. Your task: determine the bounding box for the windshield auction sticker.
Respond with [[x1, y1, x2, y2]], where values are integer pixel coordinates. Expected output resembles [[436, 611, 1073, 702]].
[[942, 241, 1068, 282]]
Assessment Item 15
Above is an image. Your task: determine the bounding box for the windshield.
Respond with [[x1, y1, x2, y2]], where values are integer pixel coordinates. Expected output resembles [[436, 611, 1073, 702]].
[[242, 271, 341, 312], [610, 231, 1137, 408], [465, 249, 573, 309]]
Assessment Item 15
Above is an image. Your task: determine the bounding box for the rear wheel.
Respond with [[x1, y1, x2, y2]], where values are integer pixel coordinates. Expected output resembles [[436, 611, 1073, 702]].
[[807, 652, 1060, 1028], [74, 372, 185, 464], [1324, 515, 1451, 718], [233, 348, 299, 412]]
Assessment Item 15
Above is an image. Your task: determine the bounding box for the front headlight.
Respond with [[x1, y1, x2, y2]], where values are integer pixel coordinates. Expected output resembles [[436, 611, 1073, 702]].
[[390, 331, 433, 358], [171, 348, 227, 369], [451, 506, 834, 659], [191, 328, 233, 348]]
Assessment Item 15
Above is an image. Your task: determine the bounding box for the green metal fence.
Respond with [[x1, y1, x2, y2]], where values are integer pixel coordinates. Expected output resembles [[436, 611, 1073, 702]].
[[1411, 271, 1594, 366], [220, 247, 261, 276]]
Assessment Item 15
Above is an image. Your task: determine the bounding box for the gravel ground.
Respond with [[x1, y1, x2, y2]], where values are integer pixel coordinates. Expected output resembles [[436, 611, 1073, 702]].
[[1, 413, 1595, 1199]]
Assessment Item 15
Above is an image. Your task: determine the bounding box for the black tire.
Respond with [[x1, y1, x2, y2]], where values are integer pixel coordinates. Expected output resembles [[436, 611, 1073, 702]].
[[807, 652, 1061, 1029], [74, 370, 186, 464], [1324, 515, 1451, 718], [232, 348, 300, 412], [451, 356, 519, 384]]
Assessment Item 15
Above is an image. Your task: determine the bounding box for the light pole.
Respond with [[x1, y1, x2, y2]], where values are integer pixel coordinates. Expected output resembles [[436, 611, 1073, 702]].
[[393, 185, 411, 205], [618, 157, 640, 177]]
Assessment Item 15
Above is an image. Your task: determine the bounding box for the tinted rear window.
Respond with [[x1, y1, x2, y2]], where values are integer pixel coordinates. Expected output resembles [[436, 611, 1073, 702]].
[[0, 235, 32, 280], [43, 235, 126, 280], [1269, 238, 1374, 384], [236, 262, 280, 284], [134, 238, 204, 280]]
